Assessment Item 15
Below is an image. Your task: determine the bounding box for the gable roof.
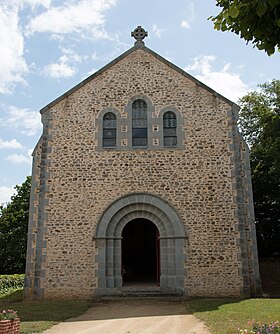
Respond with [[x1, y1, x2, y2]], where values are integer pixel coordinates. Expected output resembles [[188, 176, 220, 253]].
[[40, 42, 239, 114]]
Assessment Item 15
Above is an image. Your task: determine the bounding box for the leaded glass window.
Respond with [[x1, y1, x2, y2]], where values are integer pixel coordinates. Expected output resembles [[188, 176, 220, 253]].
[[163, 111, 177, 147], [132, 99, 147, 147], [103, 112, 116, 147]]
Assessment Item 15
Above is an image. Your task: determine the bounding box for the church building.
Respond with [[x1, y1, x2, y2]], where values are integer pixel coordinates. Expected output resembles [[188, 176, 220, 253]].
[[24, 27, 261, 299]]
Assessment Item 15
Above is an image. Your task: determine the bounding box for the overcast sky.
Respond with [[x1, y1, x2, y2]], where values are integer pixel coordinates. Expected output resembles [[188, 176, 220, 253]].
[[0, 0, 279, 204]]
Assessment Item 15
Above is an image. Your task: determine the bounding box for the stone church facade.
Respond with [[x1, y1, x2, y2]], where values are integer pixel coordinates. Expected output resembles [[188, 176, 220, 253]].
[[24, 27, 261, 299]]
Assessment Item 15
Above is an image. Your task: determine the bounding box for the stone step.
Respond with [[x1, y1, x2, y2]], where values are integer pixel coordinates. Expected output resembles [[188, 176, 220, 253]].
[[94, 290, 186, 301]]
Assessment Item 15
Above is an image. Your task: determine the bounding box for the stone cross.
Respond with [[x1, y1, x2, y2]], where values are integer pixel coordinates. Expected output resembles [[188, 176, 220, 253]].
[[131, 26, 148, 45]]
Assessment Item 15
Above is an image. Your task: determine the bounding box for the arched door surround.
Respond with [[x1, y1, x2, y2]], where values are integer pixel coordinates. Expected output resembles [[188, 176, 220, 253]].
[[94, 193, 186, 295]]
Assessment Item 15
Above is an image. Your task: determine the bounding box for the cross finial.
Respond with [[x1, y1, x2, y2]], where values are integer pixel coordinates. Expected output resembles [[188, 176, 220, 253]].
[[131, 26, 148, 46]]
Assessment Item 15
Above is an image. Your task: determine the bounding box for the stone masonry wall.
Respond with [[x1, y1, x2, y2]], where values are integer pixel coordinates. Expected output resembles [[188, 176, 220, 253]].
[[27, 47, 254, 298]]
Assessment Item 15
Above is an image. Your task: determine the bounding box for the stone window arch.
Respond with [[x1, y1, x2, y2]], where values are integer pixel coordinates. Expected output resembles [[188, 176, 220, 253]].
[[96, 108, 121, 150], [163, 111, 177, 147], [132, 99, 148, 147], [159, 107, 185, 149], [103, 112, 117, 148], [124, 95, 155, 149]]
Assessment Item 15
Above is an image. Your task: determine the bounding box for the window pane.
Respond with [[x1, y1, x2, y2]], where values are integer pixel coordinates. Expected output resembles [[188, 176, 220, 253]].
[[133, 128, 147, 138], [163, 111, 177, 147], [103, 112, 116, 129], [133, 137, 148, 146], [103, 129, 116, 139], [132, 100, 147, 112], [164, 137, 177, 147], [163, 112, 177, 128], [164, 128, 177, 137], [103, 119, 116, 128], [133, 107, 146, 116], [132, 118, 148, 128], [132, 99, 148, 147], [163, 111, 176, 119], [104, 112, 116, 120], [103, 112, 116, 148], [163, 118, 177, 128], [103, 138, 116, 147]]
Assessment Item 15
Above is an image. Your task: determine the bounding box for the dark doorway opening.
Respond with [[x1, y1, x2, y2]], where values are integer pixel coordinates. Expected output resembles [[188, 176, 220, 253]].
[[122, 219, 159, 285]]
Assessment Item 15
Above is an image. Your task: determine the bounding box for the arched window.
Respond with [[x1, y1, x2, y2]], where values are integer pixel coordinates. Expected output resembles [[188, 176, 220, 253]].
[[103, 112, 116, 147], [163, 111, 177, 147], [132, 99, 147, 147]]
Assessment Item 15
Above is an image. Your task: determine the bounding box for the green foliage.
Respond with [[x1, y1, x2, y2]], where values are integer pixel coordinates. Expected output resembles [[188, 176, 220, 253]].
[[240, 320, 280, 333], [210, 0, 280, 55], [238, 79, 280, 257], [0, 275, 24, 293], [0, 177, 31, 274], [0, 309, 19, 320], [239, 80, 280, 145]]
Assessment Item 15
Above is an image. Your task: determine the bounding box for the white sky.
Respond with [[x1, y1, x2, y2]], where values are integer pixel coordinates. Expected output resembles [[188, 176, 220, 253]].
[[0, 0, 279, 204]]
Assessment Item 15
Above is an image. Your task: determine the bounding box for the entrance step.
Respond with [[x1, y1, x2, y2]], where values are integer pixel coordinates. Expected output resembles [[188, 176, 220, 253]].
[[94, 289, 186, 301]]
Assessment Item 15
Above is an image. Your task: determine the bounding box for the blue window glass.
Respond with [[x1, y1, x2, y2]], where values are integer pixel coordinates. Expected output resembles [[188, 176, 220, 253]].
[[132, 100, 147, 147], [163, 111, 177, 147], [103, 112, 116, 147]]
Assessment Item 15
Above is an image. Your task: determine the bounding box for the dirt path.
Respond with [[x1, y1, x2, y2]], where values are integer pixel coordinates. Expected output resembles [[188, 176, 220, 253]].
[[42, 299, 211, 334]]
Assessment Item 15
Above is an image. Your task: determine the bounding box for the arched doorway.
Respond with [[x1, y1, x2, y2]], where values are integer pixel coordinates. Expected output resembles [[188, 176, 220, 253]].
[[122, 219, 159, 285], [94, 193, 186, 295]]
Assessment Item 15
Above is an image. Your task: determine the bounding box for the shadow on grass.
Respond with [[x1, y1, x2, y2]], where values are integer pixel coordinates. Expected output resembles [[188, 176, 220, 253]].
[[188, 297, 243, 313], [0, 289, 91, 323]]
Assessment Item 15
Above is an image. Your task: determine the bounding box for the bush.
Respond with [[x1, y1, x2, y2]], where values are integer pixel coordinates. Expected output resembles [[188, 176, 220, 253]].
[[0, 275, 24, 293]]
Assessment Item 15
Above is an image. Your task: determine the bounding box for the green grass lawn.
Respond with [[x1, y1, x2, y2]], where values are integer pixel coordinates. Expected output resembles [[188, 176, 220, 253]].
[[0, 289, 92, 334], [189, 298, 280, 334], [1, 289, 279, 334]]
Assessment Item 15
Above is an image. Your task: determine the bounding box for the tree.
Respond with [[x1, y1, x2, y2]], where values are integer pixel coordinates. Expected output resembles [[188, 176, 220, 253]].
[[210, 0, 280, 55], [0, 176, 31, 274], [238, 79, 280, 257]]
